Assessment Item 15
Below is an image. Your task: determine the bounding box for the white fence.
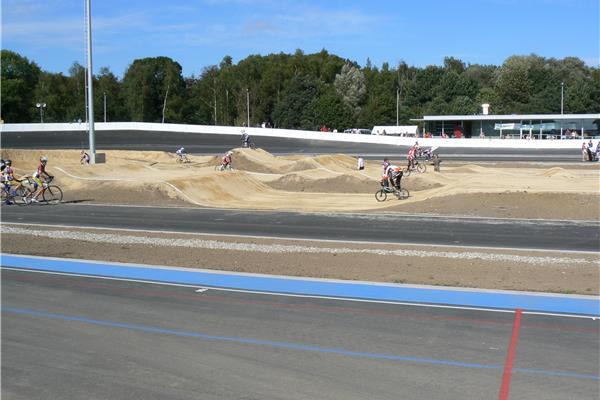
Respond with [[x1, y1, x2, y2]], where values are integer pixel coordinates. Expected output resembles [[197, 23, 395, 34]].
[[0, 122, 586, 149]]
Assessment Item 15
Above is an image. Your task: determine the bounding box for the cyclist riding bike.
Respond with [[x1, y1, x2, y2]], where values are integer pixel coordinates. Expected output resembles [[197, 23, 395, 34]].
[[383, 163, 403, 190], [221, 151, 233, 169], [2, 160, 24, 204], [80, 150, 90, 164], [241, 130, 251, 148], [176, 147, 187, 161], [407, 143, 419, 170], [2, 160, 22, 187], [29, 156, 53, 203]]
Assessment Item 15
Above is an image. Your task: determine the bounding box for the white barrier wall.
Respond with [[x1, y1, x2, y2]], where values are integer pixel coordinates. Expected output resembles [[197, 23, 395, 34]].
[[0, 122, 585, 149]]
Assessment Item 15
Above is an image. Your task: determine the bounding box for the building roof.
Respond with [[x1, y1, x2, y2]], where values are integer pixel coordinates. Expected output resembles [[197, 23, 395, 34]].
[[411, 113, 600, 122]]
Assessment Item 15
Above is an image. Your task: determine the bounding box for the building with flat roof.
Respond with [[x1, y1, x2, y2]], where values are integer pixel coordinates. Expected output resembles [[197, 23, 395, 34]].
[[411, 113, 600, 139]]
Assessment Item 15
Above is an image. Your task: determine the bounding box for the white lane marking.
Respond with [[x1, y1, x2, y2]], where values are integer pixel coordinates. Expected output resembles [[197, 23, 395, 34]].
[[3, 221, 598, 255], [2, 267, 595, 320], [195, 288, 209, 293]]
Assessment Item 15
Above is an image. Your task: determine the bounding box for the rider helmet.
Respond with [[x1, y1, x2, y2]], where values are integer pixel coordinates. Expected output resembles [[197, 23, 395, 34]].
[[5, 159, 12, 166], [227, 151, 233, 156], [40, 156, 48, 164]]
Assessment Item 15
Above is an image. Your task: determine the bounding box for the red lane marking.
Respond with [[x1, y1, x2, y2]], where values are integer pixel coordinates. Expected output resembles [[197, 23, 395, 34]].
[[499, 309, 523, 400]]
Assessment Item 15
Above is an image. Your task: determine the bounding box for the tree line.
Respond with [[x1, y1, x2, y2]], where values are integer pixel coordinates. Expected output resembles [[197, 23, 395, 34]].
[[2, 49, 598, 129]]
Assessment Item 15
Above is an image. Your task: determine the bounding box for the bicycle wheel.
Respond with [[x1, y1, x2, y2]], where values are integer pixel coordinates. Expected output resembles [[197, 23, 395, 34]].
[[375, 189, 387, 202], [395, 188, 409, 200], [403, 167, 412, 177], [417, 163, 426, 173], [249, 142, 256, 150], [43, 185, 63, 204], [13, 186, 30, 206], [214, 165, 223, 171]]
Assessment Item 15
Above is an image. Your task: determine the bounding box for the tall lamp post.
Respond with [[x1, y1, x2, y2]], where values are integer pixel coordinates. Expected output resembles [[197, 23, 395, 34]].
[[36, 103, 46, 123], [85, 0, 96, 163], [162, 84, 169, 124], [560, 82, 564, 138], [396, 87, 399, 126], [246, 88, 250, 127], [103, 92, 107, 122]]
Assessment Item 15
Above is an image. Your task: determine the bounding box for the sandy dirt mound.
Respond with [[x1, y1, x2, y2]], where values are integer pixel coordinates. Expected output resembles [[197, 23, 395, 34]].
[[446, 164, 489, 174], [540, 167, 576, 179], [267, 173, 374, 193], [2, 148, 599, 218], [231, 148, 295, 173]]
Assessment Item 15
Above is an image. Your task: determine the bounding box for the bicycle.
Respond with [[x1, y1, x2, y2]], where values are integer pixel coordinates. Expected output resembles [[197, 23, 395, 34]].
[[24, 176, 63, 204], [375, 185, 409, 201], [176, 154, 191, 164], [214, 163, 233, 171], [241, 141, 256, 150], [403, 160, 426, 177], [1, 182, 28, 206]]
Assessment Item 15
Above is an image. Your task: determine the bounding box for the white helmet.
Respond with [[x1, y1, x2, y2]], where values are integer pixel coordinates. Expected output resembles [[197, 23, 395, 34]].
[[227, 151, 233, 156], [40, 156, 48, 164]]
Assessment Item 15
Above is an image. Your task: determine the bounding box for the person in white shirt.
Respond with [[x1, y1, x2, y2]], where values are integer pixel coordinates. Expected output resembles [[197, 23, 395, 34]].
[[357, 157, 364, 170]]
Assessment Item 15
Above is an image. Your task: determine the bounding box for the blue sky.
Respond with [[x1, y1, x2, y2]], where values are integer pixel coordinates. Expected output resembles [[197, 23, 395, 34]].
[[2, 0, 599, 77]]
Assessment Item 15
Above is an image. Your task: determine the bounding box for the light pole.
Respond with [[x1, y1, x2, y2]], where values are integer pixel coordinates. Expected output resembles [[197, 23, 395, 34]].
[[560, 82, 564, 115], [396, 87, 399, 126], [36, 103, 46, 123], [103, 92, 107, 122], [225, 89, 229, 126], [560, 82, 564, 138], [85, 0, 96, 163], [246, 88, 250, 127], [162, 84, 170, 124]]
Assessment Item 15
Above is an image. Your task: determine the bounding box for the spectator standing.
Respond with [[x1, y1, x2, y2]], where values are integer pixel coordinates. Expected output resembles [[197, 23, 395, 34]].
[[357, 157, 365, 171], [582, 141, 589, 161]]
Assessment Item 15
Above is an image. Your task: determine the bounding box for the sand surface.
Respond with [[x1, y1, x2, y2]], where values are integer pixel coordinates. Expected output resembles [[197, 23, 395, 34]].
[[3, 148, 599, 219]]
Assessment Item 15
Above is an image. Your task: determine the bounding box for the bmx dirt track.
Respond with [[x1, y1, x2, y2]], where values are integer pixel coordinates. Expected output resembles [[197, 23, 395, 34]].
[[2, 147, 599, 219], [2, 148, 599, 295]]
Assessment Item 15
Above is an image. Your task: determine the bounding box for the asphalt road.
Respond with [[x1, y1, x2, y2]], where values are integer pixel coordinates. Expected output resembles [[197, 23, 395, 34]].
[[1, 130, 581, 161], [2, 269, 598, 400], [2, 203, 598, 251]]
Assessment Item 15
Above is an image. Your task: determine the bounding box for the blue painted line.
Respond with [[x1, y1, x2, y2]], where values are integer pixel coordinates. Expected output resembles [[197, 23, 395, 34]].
[[2, 253, 599, 316], [4, 306, 599, 381]]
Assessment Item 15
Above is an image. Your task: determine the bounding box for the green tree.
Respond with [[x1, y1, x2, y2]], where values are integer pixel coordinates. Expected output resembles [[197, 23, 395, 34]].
[[272, 75, 319, 129], [122, 57, 185, 122], [94, 67, 128, 122], [334, 63, 366, 115], [1, 50, 41, 122], [303, 90, 353, 131]]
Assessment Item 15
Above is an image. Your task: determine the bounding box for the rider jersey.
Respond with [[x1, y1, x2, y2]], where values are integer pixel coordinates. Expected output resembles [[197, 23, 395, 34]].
[[222, 155, 231, 165], [385, 165, 401, 177], [3, 166, 14, 181], [176, 148, 185, 155], [33, 163, 45, 178]]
